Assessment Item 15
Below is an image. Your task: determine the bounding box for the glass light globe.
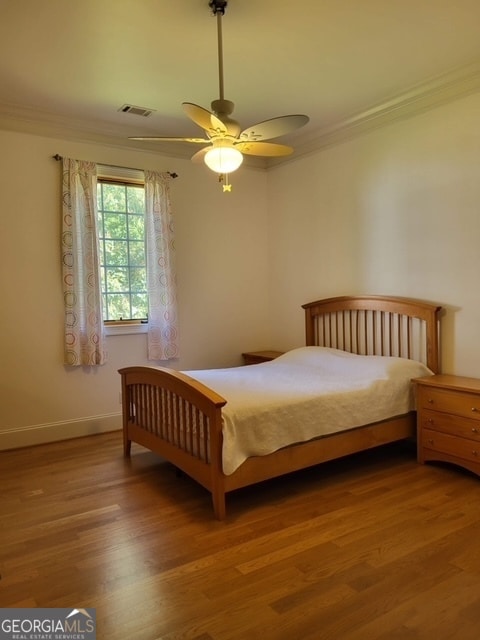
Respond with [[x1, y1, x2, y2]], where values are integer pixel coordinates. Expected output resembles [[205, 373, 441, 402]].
[[204, 145, 243, 174]]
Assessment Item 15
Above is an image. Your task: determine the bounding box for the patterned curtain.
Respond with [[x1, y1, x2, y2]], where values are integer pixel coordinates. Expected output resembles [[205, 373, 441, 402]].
[[144, 171, 179, 360], [61, 158, 106, 365]]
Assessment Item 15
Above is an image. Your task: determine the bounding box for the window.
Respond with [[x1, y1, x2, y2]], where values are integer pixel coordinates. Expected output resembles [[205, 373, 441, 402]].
[[61, 157, 178, 364], [96, 179, 148, 322]]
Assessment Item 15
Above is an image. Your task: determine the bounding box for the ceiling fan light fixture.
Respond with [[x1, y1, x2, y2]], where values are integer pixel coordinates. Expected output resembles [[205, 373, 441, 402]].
[[128, 0, 309, 190], [204, 144, 243, 174]]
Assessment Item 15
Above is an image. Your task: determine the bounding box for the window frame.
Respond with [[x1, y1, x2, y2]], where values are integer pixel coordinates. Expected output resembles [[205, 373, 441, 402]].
[[96, 173, 148, 327]]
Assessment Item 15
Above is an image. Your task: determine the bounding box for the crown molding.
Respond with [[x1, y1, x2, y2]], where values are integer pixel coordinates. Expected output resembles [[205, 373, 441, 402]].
[[270, 60, 480, 166], [0, 60, 479, 168]]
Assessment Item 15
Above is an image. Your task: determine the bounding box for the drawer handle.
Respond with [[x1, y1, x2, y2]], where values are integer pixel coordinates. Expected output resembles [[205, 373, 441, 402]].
[[473, 450, 479, 457], [427, 399, 434, 404], [427, 418, 434, 424], [427, 438, 434, 445], [472, 427, 479, 433], [472, 407, 479, 413]]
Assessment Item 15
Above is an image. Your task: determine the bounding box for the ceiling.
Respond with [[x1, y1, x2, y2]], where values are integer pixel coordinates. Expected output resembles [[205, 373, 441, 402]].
[[1, 0, 480, 165]]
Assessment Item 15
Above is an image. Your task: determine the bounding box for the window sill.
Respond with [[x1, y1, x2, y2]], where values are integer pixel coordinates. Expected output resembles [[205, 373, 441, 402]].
[[105, 323, 148, 336]]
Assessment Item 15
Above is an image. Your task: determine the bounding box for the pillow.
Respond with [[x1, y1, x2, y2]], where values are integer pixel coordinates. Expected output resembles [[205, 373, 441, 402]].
[[274, 346, 433, 380]]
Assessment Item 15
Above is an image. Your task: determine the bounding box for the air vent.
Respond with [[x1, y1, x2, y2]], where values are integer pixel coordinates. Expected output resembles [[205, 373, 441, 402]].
[[119, 104, 155, 117]]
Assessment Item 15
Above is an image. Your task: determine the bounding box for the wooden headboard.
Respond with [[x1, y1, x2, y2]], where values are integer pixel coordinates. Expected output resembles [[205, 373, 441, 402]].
[[302, 295, 442, 373]]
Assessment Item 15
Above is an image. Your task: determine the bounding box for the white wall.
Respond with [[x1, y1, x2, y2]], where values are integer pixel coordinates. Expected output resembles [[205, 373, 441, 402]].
[[267, 91, 480, 376], [0, 130, 270, 448]]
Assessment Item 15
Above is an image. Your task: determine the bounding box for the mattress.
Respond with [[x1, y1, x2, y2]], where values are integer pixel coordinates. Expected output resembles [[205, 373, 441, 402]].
[[187, 347, 432, 475]]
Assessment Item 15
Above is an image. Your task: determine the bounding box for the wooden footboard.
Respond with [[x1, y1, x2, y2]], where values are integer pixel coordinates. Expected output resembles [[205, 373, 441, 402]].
[[119, 366, 228, 519]]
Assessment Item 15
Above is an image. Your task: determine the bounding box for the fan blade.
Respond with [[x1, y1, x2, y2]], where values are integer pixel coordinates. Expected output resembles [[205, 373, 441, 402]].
[[234, 141, 293, 157], [182, 102, 227, 136], [239, 114, 309, 142], [129, 136, 209, 143], [190, 147, 211, 163]]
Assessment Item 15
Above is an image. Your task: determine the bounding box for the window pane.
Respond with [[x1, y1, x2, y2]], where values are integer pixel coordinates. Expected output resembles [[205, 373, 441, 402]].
[[104, 240, 128, 266], [128, 214, 144, 240], [102, 184, 127, 212], [106, 266, 129, 292], [129, 267, 147, 290], [131, 293, 148, 319], [107, 293, 131, 320], [127, 187, 145, 214], [129, 240, 146, 266], [103, 212, 127, 239]]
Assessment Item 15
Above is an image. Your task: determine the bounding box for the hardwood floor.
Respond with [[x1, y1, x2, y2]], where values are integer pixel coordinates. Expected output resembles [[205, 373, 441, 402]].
[[1, 431, 480, 639]]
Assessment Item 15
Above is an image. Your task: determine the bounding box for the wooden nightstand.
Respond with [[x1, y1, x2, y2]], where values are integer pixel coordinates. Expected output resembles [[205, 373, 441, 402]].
[[415, 374, 480, 477], [241, 350, 284, 365]]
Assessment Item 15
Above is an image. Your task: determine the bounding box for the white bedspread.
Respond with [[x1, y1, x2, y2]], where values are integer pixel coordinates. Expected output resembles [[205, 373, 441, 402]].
[[186, 347, 432, 475]]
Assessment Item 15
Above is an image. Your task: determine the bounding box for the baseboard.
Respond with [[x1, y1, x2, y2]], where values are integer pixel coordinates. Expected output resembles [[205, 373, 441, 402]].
[[0, 413, 122, 451]]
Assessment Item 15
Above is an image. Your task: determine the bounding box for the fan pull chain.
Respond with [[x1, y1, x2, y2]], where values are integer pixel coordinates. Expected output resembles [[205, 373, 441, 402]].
[[218, 173, 232, 192]]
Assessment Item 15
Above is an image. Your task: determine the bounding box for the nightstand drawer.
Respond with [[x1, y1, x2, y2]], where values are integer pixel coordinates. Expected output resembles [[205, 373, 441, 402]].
[[418, 387, 480, 421], [419, 408, 480, 440], [423, 428, 480, 463]]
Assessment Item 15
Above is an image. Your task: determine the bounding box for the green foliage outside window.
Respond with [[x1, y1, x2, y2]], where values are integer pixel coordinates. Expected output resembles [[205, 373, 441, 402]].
[[97, 181, 148, 321]]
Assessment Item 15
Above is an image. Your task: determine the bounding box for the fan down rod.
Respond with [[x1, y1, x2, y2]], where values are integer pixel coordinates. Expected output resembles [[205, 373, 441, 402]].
[[209, 0, 228, 101]]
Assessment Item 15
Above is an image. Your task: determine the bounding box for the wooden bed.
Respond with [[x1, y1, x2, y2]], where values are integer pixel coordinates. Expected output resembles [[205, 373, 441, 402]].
[[120, 295, 441, 519]]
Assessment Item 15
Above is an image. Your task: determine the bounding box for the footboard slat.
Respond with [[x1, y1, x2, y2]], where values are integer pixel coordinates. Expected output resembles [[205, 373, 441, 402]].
[[187, 403, 194, 456], [153, 386, 160, 437], [203, 412, 210, 464], [159, 388, 167, 440]]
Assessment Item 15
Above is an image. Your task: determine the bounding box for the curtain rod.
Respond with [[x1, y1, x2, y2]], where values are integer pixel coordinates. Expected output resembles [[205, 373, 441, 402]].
[[52, 154, 178, 179]]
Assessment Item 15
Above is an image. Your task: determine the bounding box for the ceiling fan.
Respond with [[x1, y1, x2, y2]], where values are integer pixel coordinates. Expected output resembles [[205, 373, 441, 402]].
[[129, 0, 309, 191]]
